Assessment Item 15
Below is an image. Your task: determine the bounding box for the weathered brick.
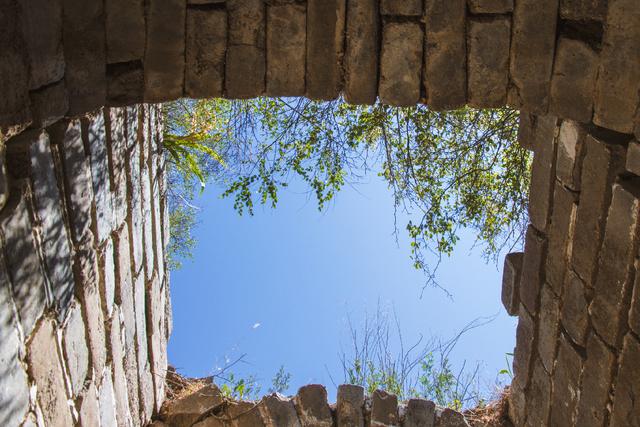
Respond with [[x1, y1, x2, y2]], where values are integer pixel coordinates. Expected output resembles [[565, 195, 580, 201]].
[[527, 115, 558, 232], [549, 335, 582, 426], [106, 108, 128, 227], [63, 0, 107, 115], [516, 112, 536, 151], [538, 285, 561, 373], [226, 0, 266, 99], [545, 182, 577, 294], [590, 183, 640, 347], [404, 399, 435, 427], [381, 0, 422, 15], [79, 382, 101, 427], [109, 306, 134, 427], [571, 135, 626, 286], [434, 408, 468, 427], [229, 400, 266, 427], [141, 143, 155, 281], [502, 252, 523, 316], [525, 358, 552, 426], [135, 272, 155, 422], [467, 17, 511, 108], [306, 0, 345, 101], [512, 307, 534, 388], [468, 0, 513, 13], [550, 37, 599, 123], [379, 22, 423, 107], [0, 145, 7, 210], [610, 334, 640, 426], [630, 263, 640, 336], [28, 318, 74, 427], [424, 0, 467, 110], [594, 0, 640, 133], [370, 390, 398, 427], [266, 3, 306, 97], [509, 0, 559, 112], [127, 124, 144, 276], [186, 8, 227, 99], [29, 79, 68, 127], [261, 394, 301, 427], [337, 384, 365, 427], [100, 238, 116, 317], [508, 380, 526, 427], [144, 0, 186, 103], [560, 0, 608, 20], [344, 0, 379, 105], [148, 277, 168, 413], [62, 301, 89, 397], [107, 61, 144, 107], [294, 384, 333, 427], [105, 0, 145, 63], [520, 226, 546, 314], [561, 270, 590, 346], [99, 367, 118, 427], [165, 384, 224, 427], [626, 141, 640, 176], [556, 120, 586, 191]]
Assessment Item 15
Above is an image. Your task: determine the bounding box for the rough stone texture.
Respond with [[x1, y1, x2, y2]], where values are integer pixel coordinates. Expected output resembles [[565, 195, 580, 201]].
[[404, 399, 435, 427], [509, 0, 559, 112], [136, 271, 156, 423], [537, 285, 560, 373], [630, 264, 640, 336], [548, 335, 582, 427], [520, 226, 546, 314], [512, 307, 534, 388], [560, 0, 608, 20], [149, 277, 168, 413], [100, 238, 116, 317], [99, 367, 119, 427], [294, 384, 333, 426], [626, 141, 640, 176], [186, 8, 227, 99], [561, 270, 590, 346], [525, 358, 552, 427], [434, 408, 469, 427], [105, 0, 145, 63], [507, 380, 526, 427], [144, 0, 186, 103], [468, 0, 514, 13], [29, 79, 69, 127], [575, 334, 615, 427], [166, 384, 224, 427], [545, 182, 576, 294], [379, 23, 423, 107], [424, 0, 467, 110], [337, 384, 365, 427], [594, 0, 640, 133], [467, 17, 511, 108], [106, 108, 128, 227], [556, 120, 585, 191], [62, 301, 89, 397], [370, 390, 399, 427], [262, 394, 302, 427], [230, 400, 267, 427], [0, 145, 7, 211], [266, 2, 306, 97], [527, 114, 558, 232], [344, 0, 379, 105], [590, 183, 640, 347], [109, 306, 133, 427], [306, 0, 345, 101], [380, 0, 422, 15], [107, 62, 145, 106], [28, 318, 74, 427], [501, 252, 523, 316], [79, 382, 101, 427], [610, 334, 640, 427]]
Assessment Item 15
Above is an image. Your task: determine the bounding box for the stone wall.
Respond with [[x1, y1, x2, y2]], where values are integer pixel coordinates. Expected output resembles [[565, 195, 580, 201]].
[[0, 105, 170, 427]]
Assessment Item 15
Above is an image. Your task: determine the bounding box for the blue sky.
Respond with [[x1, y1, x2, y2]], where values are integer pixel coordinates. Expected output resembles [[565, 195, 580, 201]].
[[168, 170, 517, 401]]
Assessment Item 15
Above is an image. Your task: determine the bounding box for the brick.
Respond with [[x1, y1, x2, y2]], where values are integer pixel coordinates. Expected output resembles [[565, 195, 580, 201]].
[[63, 0, 107, 115], [105, 0, 145, 63], [630, 264, 640, 336], [100, 238, 116, 317], [226, 0, 266, 99], [165, 384, 224, 426], [344, 0, 379, 105], [337, 384, 365, 427], [545, 182, 577, 293], [556, 120, 586, 191], [571, 135, 626, 286], [520, 226, 546, 314], [229, 400, 266, 426], [610, 334, 640, 427], [370, 390, 398, 427], [135, 272, 155, 422], [627, 141, 640, 176], [142, 144, 155, 281], [186, 8, 227, 99], [512, 307, 534, 388], [0, 187, 47, 337], [29, 79, 68, 127], [551, 37, 599, 124], [148, 277, 168, 413], [468, 0, 514, 13], [107, 61, 144, 106], [294, 384, 333, 427], [127, 129, 144, 276], [516, 112, 536, 151], [590, 183, 640, 347], [381, 0, 422, 15], [153, 173, 166, 285], [594, 0, 640, 133], [538, 285, 561, 373], [509, 0, 559, 112], [561, 270, 590, 346], [560, 0, 608, 20], [0, 145, 7, 210], [508, 380, 526, 427], [404, 399, 435, 427], [266, 3, 306, 97], [261, 394, 301, 427], [28, 318, 74, 427], [549, 335, 582, 426], [501, 252, 523, 316], [527, 115, 558, 232], [144, 0, 186, 102], [525, 358, 552, 426], [98, 367, 118, 427], [109, 306, 134, 427], [434, 408, 468, 427], [467, 17, 511, 108], [379, 23, 423, 107], [424, 0, 467, 110], [62, 301, 89, 397], [305, 0, 345, 101], [79, 383, 101, 427], [106, 108, 128, 227]]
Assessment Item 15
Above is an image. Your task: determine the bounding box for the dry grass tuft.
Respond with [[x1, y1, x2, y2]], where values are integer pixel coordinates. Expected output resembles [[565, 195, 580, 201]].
[[464, 387, 513, 427]]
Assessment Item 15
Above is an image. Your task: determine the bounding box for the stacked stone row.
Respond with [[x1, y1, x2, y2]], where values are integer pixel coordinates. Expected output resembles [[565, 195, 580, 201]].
[[1, 0, 638, 141], [154, 383, 470, 427], [0, 105, 170, 427], [501, 111, 640, 426]]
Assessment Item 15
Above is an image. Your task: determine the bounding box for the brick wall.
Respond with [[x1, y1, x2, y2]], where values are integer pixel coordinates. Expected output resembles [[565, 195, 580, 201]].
[[0, 105, 170, 427]]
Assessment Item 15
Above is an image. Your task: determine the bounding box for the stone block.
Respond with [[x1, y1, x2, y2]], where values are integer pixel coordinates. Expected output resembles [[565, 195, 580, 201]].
[[100, 238, 116, 317], [186, 8, 227, 99], [626, 141, 640, 176], [0, 186, 47, 337], [537, 285, 560, 373], [507, 380, 526, 427], [424, 0, 467, 110], [63, 0, 107, 115], [520, 225, 546, 314], [560, 0, 608, 20], [545, 182, 577, 294], [502, 252, 523, 316], [266, 2, 306, 97], [370, 390, 398, 427], [527, 114, 558, 232], [108, 307, 134, 427], [512, 306, 534, 388], [148, 276, 168, 413], [590, 183, 640, 347], [630, 266, 640, 336], [379, 22, 423, 107], [29, 79, 69, 127], [594, 0, 640, 133], [144, 0, 186, 103], [467, 17, 511, 108], [166, 384, 224, 427], [261, 394, 301, 427], [434, 408, 469, 426], [610, 334, 640, 426], [556, 120, 586, 191], [468, 0, 514, 13], [107, 61, 144, 106], [561, 270, 590, 346], [28, 318, 74, 427], [337, 384, 365, 426], [344, 0, 379, 105], [0, 144, 7, 210], [516, 112, 536, 151], [98, 367, 118, 427], [509, 0, 559, 112], [381, 0, 422, 15], [294, 384, 333, 427], [226, 0, 266, 99], [62, 301, 89, 397], [79, 383, 101, 427], [128, 136, 144, 276], [142, 150, 155, 281], [404, 399, 435, 427], [135, 272, 155, 422], [549, 334, 583, 427], [575, 333, 615, 427], [550, 37, 599, 123], [524, 358, 552, 426], [571, 135, 626, 286], [229, 400, 266, 427], [106, 108, 128, 227], [105, 0, 145, 63], [306, 0, 346, 100]]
